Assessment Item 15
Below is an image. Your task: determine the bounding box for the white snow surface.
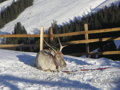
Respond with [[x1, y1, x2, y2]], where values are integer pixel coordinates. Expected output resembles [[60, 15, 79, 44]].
[[0, 0, 119, 34], [0, 49, 120, 90]]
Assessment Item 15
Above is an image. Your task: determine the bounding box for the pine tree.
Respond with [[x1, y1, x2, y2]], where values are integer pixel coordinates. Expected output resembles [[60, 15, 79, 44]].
[[0, 0, 33, 28], [6, 22, 28, 51], [51, 2, 120, 60], [0, 0, 6, 3]]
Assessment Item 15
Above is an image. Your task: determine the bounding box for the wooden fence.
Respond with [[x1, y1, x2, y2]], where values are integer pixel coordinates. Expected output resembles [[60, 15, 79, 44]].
[[0, 24, 120, 55]]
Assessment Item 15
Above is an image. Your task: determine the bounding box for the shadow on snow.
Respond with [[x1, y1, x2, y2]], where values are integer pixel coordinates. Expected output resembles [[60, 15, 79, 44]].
[[17, 54, 92, 67], [64, 56, 92, 65], [0, 75, 100, 90], [17, 54, 36, 67]]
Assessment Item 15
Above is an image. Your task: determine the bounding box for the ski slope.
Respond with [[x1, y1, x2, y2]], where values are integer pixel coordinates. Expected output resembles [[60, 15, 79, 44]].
[[0, 49, 120, 90], [0, 0, 119, 34]]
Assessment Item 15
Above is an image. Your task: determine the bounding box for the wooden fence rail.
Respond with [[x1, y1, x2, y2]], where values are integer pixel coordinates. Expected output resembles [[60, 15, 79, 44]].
[[0, 34, 48, 38], [0, 44, 37, 48], [54, 27, 120, 37], [0, 25, 120, 55], [0, 27, 120, 38], [68, 51, 120, 56], [66, 37, 120, 44]]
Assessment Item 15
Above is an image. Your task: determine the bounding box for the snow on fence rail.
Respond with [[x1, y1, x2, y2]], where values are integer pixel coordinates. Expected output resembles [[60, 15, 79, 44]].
[[0, 24, 120, 55]]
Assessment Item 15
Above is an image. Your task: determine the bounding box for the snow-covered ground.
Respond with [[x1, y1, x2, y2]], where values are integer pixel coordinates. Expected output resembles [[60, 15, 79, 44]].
[[0, 49, 120, 90], [0, 1, 120, 89], [0, 0, 119, 34]]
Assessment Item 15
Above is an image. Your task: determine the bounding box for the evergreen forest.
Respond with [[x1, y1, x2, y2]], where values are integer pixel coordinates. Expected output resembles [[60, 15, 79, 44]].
[[0, 0, 33, 28], [5, 22, 39, 52], [49, 3, 120, 60], [0, 0, 6, 3], [3, 1, 120, 60]]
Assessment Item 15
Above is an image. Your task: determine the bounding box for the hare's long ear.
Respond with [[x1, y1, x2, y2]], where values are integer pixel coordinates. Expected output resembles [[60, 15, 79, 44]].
[[44, 40, 57, 53], [58, 38, 68, 52]]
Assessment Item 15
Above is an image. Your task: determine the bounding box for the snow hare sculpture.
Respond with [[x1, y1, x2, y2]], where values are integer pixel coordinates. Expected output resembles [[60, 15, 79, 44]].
[[35, 39, 66, 72]]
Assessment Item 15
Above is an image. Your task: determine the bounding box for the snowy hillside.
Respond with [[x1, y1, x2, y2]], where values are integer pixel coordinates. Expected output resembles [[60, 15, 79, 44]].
[[92, 0, 120, 12], [0, 49, 120, 90], [0, 0, 17, 12], [0, 0, 119, 34]]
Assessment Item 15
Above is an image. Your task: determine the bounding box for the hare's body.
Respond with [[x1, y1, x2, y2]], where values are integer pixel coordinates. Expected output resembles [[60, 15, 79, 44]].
[[35, 49, 66, 72]]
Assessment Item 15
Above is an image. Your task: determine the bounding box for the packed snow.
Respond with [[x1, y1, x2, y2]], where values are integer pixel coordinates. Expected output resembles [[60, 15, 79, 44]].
[[0, 0, 118, 34], [0, 49, 120, 90]]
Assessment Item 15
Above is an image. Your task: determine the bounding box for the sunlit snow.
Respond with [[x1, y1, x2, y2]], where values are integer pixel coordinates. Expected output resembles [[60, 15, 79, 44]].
[[0, 49, 120, 90]]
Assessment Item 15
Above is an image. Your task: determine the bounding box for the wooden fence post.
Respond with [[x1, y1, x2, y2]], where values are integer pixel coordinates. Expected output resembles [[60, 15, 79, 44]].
[[50, 27, 54, 41], [40, 27, 44, 51], [84, 24, 90, 56]]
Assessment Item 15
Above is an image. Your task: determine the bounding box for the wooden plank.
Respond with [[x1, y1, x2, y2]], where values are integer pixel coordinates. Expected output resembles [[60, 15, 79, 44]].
[[90, 51, 120, 55], [88, 27, 120, 34], [54, 31, 85, 37], [0, 34, 48, 38], [0, 44, 36, 48], [50, 27, 54, 41], [65, 51, 120, 56], [66, 37, 120, 44], [100, 51, 120, 55], [84, 24, 89, 54], [40, 27, 44, 51], [54, 27, 120, 37], [0, 27, 119, 38]]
